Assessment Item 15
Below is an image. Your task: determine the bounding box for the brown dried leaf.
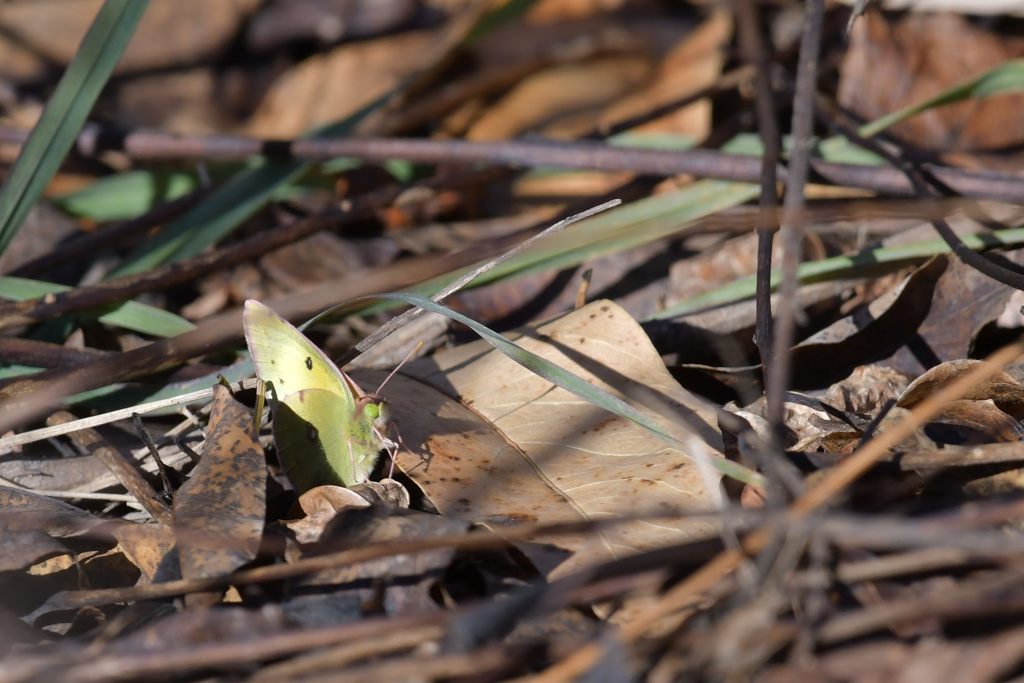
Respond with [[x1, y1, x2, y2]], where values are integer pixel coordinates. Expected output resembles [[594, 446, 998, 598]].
[[285, 485, 370, 544], [0, 203, 80, 275], [789, 251, 1023, 388], [823, 364, 911, 416], [113, 523, 176, 581], [839, 10, 1024, 151], [369, 299, 722, 578], [881, 252, 1024, 377], [599, 10, 731, 138], [669, 233, 784, 307], [172, 386, 265, 602], [0, 486, 104, 538], [0, 531, 68, 573], [898, 359, 1024, 418], [0, 0, 259, 80], [247, 30, 436, 137], [466, 55, 652, 140], [0, 486, 109, 572], [247, 0, 418, 51], [925, 399, 1024, 445], [259, 232, 398, 294]]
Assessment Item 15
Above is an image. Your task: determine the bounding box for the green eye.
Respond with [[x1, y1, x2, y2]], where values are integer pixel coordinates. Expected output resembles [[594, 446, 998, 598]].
[[364, 403, 380, 419]]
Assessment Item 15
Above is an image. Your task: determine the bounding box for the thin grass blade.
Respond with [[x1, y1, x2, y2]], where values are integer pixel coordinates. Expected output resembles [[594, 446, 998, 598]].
[[0, 277, 194, 337], [366, 292, 764, 486], [0, 0, 148, 258]]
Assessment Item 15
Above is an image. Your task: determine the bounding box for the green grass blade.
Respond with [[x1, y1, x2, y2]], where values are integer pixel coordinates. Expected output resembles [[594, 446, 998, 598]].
[[0, 277, 194, 337], [655, 227, 1024, 319], [109, 158, 308, 277], [860, 59, 1024, 139], [0, 0, 148, 257], [365, 292, 764, 486]]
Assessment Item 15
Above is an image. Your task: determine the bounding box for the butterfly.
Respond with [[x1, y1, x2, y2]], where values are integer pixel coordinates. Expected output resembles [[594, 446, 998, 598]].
[[242, 299, 395, 493]]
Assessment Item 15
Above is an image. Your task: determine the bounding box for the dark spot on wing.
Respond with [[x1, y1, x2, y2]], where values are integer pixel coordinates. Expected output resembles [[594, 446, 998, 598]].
[[305, 356, 313, 370]]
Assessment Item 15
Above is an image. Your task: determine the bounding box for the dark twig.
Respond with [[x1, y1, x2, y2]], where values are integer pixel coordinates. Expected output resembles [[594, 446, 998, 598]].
[[131, 412, 173, 499], [766, 0, 825, 435], [0, 169, 499, 333], [736, 0, 780, 372], [818, 100, 1024, 292], [9, 188, 208, 278], [3, 125, 1024, 201], [45, 410, 172, 524], [857, 398, 896, 447], [0, 336, 110, 368]]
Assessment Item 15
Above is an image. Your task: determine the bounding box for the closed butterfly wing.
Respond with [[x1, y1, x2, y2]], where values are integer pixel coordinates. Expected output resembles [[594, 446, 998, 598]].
[[273, 388, 383, 490], [242, 299, 354, 408], [242, 300, 387, 492]]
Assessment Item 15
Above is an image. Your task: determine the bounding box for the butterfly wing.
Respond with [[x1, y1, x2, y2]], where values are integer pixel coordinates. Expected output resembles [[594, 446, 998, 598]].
[[242, 299, 354, 407], [243, 300, 384, 491], [273, 389, 383, 490]]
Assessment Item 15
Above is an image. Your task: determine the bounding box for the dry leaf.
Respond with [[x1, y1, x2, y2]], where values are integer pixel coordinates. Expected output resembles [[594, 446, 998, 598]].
[[0, 0, 258, 81], [285, 485, 370, 544], [248, 30, 436, 137], [466, 56, 652, 140], [368, 299, 723, 578], [839, 9, 1024, 151], [898, 359, 1024, 417], [599, 10, 731, 139], [823, 364, 911, 416], [0, 486, 104, 538], [924, 399, 1024, 445], [172, 386, 265, 603], [113, 523, 176, 582], [247, 0, 418, 51]]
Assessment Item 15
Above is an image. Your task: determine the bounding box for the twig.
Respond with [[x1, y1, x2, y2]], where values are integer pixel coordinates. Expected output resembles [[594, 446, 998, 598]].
[[0, 379, 255, 452], [817, 570, 1024, 645], [0, 476, 137, 503], [45, 411, 172, 523], [736, 0, 780, 372], [533, 336, 1024, 681], [766, 0, 825, 434], [3, 125, 1024, 200], [9, 189, 207, 278]]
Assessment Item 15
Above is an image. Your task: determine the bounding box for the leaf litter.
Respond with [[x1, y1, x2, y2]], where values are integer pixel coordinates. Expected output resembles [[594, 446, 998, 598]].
[[6, 2, 1024, 681]]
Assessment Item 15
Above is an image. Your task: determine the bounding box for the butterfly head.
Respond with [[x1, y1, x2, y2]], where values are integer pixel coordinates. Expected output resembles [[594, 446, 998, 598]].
[[358, 394, 393, 434]]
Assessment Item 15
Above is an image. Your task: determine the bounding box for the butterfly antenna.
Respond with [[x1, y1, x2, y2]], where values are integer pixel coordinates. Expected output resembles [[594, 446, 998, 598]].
[[375, 341, 425, 394]]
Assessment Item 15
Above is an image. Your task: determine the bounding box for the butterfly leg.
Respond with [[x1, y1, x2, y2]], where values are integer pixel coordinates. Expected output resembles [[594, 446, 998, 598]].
[[372, 424, 400, 479]]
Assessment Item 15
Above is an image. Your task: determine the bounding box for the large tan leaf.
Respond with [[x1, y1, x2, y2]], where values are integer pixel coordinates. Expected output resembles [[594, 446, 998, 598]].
[[363, 299, 723, 577]]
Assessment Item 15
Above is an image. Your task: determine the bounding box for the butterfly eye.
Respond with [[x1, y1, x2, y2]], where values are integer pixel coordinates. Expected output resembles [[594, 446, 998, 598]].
[[364, 403, 380, 419]]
